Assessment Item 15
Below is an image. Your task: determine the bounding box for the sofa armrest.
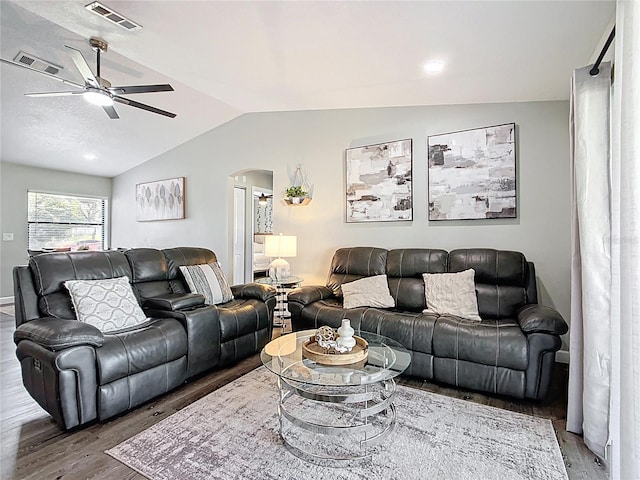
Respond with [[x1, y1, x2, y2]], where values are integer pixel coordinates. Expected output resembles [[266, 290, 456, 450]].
[[231, 283, 276, 302], [16, 340, 98, 429], [143, 293, 205, 311], [14, 318, 105, 351], [517, 305, 568, 336], [288, 286, 335, 307], [145, 305, 220, 378]]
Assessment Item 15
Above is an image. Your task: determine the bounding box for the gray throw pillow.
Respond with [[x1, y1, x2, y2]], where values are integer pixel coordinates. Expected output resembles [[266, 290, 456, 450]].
[[65, 276, 148, 333]]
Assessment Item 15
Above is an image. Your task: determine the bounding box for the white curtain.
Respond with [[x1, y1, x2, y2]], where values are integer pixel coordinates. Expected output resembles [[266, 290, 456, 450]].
[[568, 1, 640, 478], [567, 61, 612, 458], [609, 1, 640, 479]]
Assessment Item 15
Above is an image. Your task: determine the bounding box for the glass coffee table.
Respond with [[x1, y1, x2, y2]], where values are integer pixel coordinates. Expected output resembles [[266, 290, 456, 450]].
[[261, 329, 411, 464]]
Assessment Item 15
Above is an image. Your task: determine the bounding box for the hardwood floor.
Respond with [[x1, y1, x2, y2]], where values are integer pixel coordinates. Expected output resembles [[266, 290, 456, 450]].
[[0, 306, 607, 480]]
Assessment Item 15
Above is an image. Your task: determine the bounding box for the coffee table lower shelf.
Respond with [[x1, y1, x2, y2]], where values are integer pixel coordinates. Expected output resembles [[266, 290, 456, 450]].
[[276, 376, 398, 465]]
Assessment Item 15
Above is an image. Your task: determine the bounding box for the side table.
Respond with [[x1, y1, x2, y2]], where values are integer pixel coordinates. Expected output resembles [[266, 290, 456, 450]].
[[256, 276, 303, 332]]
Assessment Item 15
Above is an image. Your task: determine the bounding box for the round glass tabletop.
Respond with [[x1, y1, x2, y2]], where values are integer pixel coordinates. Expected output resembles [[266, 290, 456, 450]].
[[261, 329, 411, 387], [255, 276, 303, 286]]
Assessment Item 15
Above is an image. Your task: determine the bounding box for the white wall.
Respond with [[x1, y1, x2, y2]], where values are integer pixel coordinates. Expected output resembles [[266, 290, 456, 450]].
[[0, 162, 112, 300], [112, 101, 570, 339]]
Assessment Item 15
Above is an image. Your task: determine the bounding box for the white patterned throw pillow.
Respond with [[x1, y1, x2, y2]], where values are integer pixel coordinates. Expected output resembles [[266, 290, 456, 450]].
[[179, 262, 233, 305], [422, 269, 482, 321], [341, 275, 395, 309], [65, 276, 148, 333]]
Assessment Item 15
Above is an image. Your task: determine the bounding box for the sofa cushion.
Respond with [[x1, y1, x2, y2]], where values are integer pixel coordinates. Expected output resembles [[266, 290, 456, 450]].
[[341, 275, 395, 309], [386, 249, 449, 311], [449, 249, 528, 286], [96, 317, 188, 385], [64, 276, 149, 333], [163, 247, 218, 280], [386, 249, 448, 277], [360, 309, 438, 356], [289, 298, 368, 331], [326, 247, 388, 296], [432, 316, 528, 370], [179, 263, 233, 305], [29, 250, 131, 319], [449, 249, 530, 318], [422, 269, 482, 321], [125, 248, 174, 301]]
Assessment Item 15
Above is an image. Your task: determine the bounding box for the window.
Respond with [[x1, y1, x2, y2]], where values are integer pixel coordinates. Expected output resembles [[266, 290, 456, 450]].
[[28, 191, 106, 251]]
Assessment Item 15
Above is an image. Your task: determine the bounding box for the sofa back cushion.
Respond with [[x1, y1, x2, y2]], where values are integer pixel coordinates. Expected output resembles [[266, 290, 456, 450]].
[[125, 248, 172, 301], [29, 250, 132, 319], [326, 247, 387, 296], [387, 249, 449, 311], [449, 249, 535, 318], [163, 247, 218, 293]]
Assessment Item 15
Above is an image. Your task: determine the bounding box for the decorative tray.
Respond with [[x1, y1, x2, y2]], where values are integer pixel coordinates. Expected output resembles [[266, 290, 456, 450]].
[[302, 335, 368, 365]]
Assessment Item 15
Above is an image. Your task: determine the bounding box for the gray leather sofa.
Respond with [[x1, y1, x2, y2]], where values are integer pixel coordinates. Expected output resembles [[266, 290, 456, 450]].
[[288, 247, 568, 401], [12, 247, 275, 430]]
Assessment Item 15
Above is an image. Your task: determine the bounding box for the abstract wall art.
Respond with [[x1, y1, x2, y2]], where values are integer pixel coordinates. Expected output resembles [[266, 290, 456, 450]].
[[428, 123, 516, 220], [345, 139, 412, 223], [136, 177, 185, 221]]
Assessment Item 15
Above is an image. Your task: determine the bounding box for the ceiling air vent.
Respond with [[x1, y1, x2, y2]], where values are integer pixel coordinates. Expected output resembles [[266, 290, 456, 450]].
[[13, 51, 63, 76], [85, 2, 142, 31]]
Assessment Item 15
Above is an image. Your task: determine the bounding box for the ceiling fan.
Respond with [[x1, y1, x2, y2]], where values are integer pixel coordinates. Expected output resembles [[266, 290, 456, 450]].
[[255, 193, 273, 205], [0, 37, 176, 119]]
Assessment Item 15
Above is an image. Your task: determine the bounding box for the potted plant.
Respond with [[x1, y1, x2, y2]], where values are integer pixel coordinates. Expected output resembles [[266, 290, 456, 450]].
[[285, 185, 308, 204]]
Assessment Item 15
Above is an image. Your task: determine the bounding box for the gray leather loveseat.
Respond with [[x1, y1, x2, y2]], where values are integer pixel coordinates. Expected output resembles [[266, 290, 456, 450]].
[[288, 247, 568, 401], [12, 247, 275, 430]]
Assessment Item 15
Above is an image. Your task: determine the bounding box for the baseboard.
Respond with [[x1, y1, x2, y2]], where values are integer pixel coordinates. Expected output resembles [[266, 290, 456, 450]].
[[0, 296, 14, 306], [555, 350, 570, 364]]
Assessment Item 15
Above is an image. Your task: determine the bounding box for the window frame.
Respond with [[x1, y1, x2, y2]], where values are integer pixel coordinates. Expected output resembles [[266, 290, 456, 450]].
[[27, 190, 110, 251]]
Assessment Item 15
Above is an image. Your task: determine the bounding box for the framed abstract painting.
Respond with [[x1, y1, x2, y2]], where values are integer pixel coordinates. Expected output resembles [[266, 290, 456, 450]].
[[345, 139, 413, 223], [136, 177, 185, 221], [428, 123, 516, 220]]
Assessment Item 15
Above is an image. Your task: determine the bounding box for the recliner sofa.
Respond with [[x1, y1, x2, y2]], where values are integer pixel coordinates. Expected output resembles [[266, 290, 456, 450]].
[[12, 247, 275, 430], [288, 247, 568, 400]]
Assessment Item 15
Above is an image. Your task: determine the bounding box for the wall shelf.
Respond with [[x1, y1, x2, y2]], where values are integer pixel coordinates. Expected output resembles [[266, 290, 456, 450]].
[[283, 197, 312, 206]]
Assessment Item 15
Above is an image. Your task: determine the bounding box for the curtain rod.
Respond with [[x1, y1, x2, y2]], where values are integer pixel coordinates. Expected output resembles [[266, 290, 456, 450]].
[[590, 27, 615, 76]]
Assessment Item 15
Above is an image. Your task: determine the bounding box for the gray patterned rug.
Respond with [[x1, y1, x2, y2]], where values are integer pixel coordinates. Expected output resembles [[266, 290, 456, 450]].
[[106, 367, 568, 480]]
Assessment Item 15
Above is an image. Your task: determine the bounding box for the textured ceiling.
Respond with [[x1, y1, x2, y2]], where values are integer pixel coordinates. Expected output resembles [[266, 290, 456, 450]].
[[0, 1, 615, 177]]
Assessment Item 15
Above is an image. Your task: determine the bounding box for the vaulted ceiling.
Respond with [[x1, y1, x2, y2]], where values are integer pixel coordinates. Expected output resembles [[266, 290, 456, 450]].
[[0, 1, 615, 177]]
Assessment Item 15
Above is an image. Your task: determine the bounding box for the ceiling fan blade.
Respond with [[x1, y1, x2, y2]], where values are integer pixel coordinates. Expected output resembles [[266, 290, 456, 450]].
[[25, 90, 85, 97], [108, 84, 174, 95], [64, 45, 99, 88], [113, 95, 176, 118], [0, 58, 85, 89], [103, 105, 119, 119]]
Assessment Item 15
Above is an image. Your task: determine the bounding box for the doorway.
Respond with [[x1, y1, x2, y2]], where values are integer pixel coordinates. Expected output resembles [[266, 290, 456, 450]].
[[229, 170, 274, 284]]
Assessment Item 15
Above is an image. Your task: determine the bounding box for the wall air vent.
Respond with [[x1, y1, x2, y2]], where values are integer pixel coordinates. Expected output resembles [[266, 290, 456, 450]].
[[84, 2, 142, 31], [13, 51, 63, 76]]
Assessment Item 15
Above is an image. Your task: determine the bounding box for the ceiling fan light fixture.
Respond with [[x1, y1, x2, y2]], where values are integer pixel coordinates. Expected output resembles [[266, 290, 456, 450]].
[[83, 88, 113, 107], [423, 60, 446, 75]]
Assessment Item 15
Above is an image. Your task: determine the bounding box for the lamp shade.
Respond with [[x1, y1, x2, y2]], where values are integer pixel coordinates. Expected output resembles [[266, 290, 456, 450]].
[[264, 234, 297, 258]]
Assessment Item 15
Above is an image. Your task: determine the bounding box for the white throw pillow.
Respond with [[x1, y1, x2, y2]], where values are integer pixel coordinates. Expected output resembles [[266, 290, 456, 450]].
[[422, 269, 482, 321], [65, 276, 148, 333], [179, 262, 233, 305], [341, 275, 395, 309]]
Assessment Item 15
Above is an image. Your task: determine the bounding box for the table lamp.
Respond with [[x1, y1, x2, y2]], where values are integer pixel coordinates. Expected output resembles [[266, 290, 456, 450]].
[[264, 234, 297, 281]]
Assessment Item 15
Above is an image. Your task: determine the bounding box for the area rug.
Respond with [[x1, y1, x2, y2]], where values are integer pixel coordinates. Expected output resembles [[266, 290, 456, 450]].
[[106, 367, 568, 480]]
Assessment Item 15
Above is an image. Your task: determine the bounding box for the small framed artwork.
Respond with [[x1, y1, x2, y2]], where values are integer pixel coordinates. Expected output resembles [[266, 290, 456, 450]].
[[428, 123, 516, 220], [136, 177, 185, 221], [345, 139, 413, 223]]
